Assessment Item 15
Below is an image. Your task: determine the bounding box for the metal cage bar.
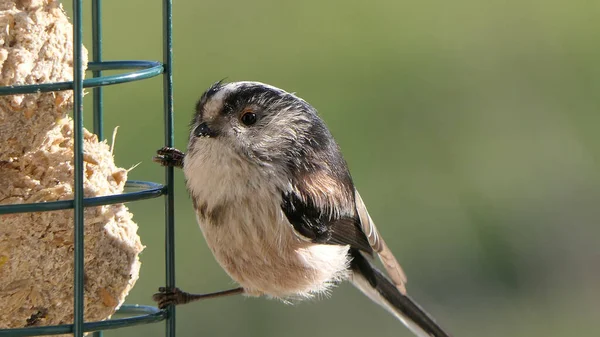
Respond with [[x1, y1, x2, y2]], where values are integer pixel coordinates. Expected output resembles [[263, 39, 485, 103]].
[[0, 61, 164, 95], [91, 3, 102, 332], [162, 1, 177, 336], [72, 0, 85, 335], [92, 0, 104, 140], [0, 0, 175, 336]]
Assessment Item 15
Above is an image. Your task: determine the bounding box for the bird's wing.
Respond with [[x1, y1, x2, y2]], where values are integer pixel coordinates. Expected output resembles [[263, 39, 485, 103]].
[[354, 189, 407, 294], [281, 189, 373, 254], [279, 168, 406, 294]]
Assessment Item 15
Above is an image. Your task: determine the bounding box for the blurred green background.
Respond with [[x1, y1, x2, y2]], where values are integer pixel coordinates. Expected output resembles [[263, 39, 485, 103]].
[[62, 1, 600, 336]]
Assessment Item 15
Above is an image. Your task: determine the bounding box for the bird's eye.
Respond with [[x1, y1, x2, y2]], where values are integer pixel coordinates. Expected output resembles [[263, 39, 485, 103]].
[[240, 111, 257, 126]]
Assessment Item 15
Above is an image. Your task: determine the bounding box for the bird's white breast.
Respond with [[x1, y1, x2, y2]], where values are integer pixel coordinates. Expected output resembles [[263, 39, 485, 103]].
[[183, 138, 350, 299]]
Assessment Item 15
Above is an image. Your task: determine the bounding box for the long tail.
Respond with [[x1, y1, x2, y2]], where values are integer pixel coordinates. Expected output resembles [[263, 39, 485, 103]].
[[350, 250, 452, 337]]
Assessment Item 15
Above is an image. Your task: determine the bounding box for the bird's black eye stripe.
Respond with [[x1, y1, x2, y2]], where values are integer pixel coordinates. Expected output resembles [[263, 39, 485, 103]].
[[240, 111, 257, 126]]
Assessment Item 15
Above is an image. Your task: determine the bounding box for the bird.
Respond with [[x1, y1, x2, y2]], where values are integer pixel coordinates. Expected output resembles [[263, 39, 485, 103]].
[[153, 80, 452, 337]]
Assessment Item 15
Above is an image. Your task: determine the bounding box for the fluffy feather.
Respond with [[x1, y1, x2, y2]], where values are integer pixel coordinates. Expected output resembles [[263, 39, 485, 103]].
[[175, 81, 451, 337]]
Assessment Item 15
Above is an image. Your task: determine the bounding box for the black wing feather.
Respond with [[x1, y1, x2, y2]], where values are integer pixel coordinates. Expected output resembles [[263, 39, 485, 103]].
[[281, 190, 373, 254], [327, 218, 373, 254]]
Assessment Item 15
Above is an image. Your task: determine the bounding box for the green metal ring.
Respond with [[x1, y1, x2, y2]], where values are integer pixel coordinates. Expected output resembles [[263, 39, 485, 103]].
[[0, 180, 166, 215], [0, 61, 164, 95], [0, 305, 167, 337]]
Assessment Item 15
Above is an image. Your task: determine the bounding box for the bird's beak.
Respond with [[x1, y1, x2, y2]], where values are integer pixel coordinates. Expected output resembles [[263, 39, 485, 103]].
[[194, 122, 218, 138]]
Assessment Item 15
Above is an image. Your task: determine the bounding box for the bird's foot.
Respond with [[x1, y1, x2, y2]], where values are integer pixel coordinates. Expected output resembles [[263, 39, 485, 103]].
[[153, 287, 194, 309], [152, 286, 244, 309], [153, 147, 185, 168]]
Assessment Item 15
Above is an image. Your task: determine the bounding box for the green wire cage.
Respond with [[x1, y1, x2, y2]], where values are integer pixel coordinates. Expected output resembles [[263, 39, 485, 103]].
[[0, 1, 176, 336]]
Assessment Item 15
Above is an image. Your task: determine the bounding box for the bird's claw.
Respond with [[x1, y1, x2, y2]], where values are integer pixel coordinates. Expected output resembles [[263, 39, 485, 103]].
[[153, 287, 189, 309], [153, 147, 185, 168]]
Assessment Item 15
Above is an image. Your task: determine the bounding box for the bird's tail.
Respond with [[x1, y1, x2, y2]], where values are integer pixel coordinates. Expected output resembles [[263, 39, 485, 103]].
[[350, 250, 452, 337]]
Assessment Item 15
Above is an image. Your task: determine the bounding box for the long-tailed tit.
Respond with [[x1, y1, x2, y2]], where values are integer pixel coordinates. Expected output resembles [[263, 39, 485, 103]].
[[153, 81, 451, 337]]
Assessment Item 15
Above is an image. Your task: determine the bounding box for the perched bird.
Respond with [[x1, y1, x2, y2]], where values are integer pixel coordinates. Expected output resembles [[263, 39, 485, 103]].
[[153, 81, 451, 337]]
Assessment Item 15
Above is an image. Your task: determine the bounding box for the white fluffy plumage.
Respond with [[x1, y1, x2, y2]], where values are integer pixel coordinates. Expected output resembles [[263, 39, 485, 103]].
[[184, 123, 350, 300]]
